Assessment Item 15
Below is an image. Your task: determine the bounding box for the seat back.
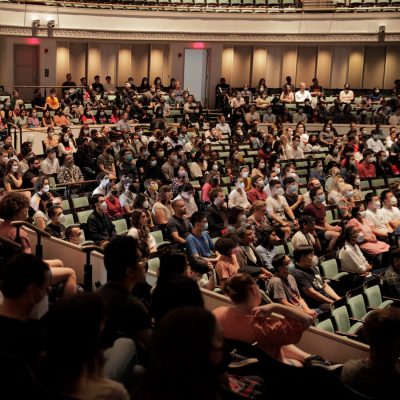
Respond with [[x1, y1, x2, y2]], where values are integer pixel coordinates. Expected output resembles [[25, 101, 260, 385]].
[[112, 218, 128, 235], [77, 210, 93, 224], [320, 259, 339, 279], [150, 230, 164, 245], [347, 293, 367, 320], [148, 257, 160, 273], [72, 196, 90, 209], [331, 305, 351, 333], [315, 316, 335, 333]]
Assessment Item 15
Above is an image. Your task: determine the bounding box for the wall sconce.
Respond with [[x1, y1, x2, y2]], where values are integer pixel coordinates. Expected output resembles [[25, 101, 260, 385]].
[[32, 19, 40, 28], [47, 20, 55, 28]]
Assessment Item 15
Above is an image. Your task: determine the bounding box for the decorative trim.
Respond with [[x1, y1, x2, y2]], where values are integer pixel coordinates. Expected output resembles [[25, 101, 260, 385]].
[[0, 25, 399, 42]]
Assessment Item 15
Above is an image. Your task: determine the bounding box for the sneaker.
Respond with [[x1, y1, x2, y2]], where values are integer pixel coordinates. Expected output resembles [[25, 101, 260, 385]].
[[304, 355, 343, 371], [228, 349, 259, 368]]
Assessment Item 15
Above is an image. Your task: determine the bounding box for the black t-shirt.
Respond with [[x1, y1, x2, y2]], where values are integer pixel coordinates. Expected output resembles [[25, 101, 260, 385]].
[[166, 215, 190, 242], [98, 281, 150, 348], [0, 315, 46, 368], [22, 169, 39, 188]]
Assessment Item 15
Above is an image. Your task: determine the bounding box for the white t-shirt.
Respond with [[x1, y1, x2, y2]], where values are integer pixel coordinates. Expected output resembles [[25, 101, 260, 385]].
[[266, 195, 288, 220], [365, 209, 389, 232], [295, 90, 312, 103], [291, 230, 316, 250], [380, 206, 400, 224]]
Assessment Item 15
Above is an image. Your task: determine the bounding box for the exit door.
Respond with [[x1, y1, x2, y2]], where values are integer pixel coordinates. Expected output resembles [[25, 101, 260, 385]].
[[183, 49, 209, 107], [14, 45, 39, 100]]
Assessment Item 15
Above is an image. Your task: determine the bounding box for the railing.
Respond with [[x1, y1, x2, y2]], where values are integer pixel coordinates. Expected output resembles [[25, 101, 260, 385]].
[[1, 0, 398, 13]]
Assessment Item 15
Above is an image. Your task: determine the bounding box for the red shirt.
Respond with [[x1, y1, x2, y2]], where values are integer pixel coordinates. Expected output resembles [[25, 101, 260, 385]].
[[304, 202, 325, 227], [247, 188, 267, 204], [357, 161, 376, 179], [105, 197, 124, 218]]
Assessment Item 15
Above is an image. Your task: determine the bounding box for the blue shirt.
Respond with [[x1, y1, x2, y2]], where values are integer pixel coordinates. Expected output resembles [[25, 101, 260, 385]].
[[186, 231, 214, 258]]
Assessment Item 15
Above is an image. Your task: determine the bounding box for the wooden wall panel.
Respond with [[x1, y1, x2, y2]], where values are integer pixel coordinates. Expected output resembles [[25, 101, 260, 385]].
[[330, 46, 350, 88], [231, 45, 252, 88], [363, 46, 385, 89], [68, 42, 86, 85], [282, 46, 298, 85], [99, 43, 117, 84], [149, 44, 164, 84], [266, 46, 283, 88], [56, 42, 69, 86], [348, 46, 364, 89], [296, 46, 317, 87], [252, 46, 267, 88], [316, 46, 332, 89], [221, 46, 234, 85], [132, 44, 149, 85], [87, 43, 101, 84], [384, 46, 400, 90], [117, 44, 132, 86]]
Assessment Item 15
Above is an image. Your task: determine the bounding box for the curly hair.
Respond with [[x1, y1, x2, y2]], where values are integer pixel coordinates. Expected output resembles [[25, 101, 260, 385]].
[[0, 192, 29, 220]]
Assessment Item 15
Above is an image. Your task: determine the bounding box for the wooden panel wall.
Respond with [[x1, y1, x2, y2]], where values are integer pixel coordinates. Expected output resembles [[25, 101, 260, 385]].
[[296, 46, 318, 87]]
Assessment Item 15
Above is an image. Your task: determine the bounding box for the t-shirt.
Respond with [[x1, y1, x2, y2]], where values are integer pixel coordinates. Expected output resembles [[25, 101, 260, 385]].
[[365, 209, 388, 232], [98, 281, 150, 348], [186, 232, 214, 258], [304, 202, 325, 227], [166, 215, 190, 242], [380, 206, 400, 224], [291, 231, 316, 250], [268, 275, 302, 307], [266, 195, 288, 220], [215, 255, 239, 280]]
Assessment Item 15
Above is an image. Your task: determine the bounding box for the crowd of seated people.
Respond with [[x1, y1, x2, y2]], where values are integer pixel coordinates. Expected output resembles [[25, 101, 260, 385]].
[[1, 73, 400, 398]]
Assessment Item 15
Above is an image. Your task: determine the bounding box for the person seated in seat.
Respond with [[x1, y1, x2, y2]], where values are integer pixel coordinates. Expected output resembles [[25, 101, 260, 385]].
[[214, 273, 320, 367], [268, 254, 318, 317], [340, 308, 400, 398], [364, 192, 393, 240], [0, 192, 77, 297], [214, 236, 240, 285], [206, 188, 229, 238], [382, 248, 400, 299], [166, 197, 190, 245], [45, 205, 66, 240], [86, 194, 116, 247], [57, 154, 84, 185], [291, 245, 341, 313], [0, 254, 50, 370], [338, 226, 373, 278]]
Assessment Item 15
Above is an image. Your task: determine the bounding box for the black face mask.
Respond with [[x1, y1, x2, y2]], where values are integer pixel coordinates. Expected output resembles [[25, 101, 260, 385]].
[[111, 190, 118, 196]]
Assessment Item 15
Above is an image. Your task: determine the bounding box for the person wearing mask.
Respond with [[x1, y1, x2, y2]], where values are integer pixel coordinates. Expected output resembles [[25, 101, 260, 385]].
[[186, 211, 215, 260], [206, 188, 229, 237], [161, 148, 178, 183], [175, 182, 198, 218], [357, 149, 376, 179], [228, 178, 251, 211], [267, 180, 297, 238], [41, 146, 59, 176], [74, 137, 96, 180], [339, 83, 354, 104], [166, 198, 190, 245], [57, 154, 84, 184], [382, 249, 400, 298], [127, 210, 157, 253], [309, 160, 325, 186], [247, 175, 267, 204], [3, 159, 23, 192], [105, 182, 124, 218], [251, 158, 267, 180], [304, 187, 341, 252], [0, 149, 9, 181], [375, 150, 392, 178], [45, 205, 67, 239], [366, 130, 386, 154], [65, 224, 85, 246], [239, 166, 252, 191], [338, 226, 373, 278], [286, 135, 304, 160], [58, 127, 76, 157], [380, 190, 400, 232], [292, 245, 341, 312], [86, 194, 117, 246], [268, 254, 318, 317], [364, 193, 393, 239], [283, 176, 303, 218]]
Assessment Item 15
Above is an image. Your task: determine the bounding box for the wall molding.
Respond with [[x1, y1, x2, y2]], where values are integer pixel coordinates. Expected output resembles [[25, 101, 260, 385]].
[[1, 25, 399, 43]]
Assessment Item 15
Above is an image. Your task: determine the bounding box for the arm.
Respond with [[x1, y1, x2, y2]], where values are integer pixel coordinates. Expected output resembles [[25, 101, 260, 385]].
[[303, 286, 336, 304], [154, 206, 168, 225], [322, 282, 341, 301]]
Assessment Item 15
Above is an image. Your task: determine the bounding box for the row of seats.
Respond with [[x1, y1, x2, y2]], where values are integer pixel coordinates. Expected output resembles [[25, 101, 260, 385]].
[[315, 276, 397, 341]]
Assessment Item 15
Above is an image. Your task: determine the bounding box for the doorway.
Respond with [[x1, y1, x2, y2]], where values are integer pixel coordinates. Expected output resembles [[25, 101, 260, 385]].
[[14, 45, 39, 100], [183, 49, 209, 107]]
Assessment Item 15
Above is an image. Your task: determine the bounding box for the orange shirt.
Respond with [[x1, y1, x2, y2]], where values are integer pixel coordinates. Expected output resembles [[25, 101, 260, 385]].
[[45, 95, 59, 110]]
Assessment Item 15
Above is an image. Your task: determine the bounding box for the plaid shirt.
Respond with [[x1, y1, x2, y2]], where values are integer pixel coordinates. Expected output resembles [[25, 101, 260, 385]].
[[57, 165, 84, 184], [382, 266, 400, 298]]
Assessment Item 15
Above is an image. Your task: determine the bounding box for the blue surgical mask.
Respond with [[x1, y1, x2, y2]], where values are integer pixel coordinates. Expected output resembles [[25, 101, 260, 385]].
[[318, 194, 326, 203], [287, 262, 296, 274]]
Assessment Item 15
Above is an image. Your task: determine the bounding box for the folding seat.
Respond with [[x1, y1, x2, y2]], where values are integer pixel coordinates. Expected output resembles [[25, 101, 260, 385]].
[[148, 257, 160, 273], [346, 286, 371, 321], [242, 0, 254, 5], [72, 195, 90, 210], [314, 312, 335, 333], [330, 299, 363, 337], [230, 0, 242, 5], [363, 279, 393, 310], [112, 218, 129, 235], [320, 258, 349, 282], [77, 210, 93, 224], [63, 212, 75, 228], [150, 230, 171, 247], [267, 0, 280, 6]]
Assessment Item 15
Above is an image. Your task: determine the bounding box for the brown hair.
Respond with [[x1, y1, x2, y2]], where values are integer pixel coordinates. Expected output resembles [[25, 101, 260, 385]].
[[223, 273, 255, 304]]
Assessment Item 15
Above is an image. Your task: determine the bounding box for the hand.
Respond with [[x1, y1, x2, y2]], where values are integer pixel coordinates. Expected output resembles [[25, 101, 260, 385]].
[[305, 309, 318, 318], [297, 195, 304, 203], [334, 225, 342, 232], [293, 220, 299, 227]]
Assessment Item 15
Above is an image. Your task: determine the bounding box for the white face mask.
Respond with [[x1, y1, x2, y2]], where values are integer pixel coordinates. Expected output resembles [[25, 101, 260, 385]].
[[142, 200, 149, 209], [42, 185, 50, 192], [100, 201, 108, 211], [274, 167, 281, 174], [373, 202, 381, 210], [12, 165, 19, 173], [274, 187, 284, 196], [390, 197, 398, 206], [57, 214, 66, 224], [101, 178, 110, 189]]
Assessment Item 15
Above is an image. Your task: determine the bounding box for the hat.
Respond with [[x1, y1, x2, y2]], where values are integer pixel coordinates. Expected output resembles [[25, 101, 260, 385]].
[[45, 146, 55, 153]]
